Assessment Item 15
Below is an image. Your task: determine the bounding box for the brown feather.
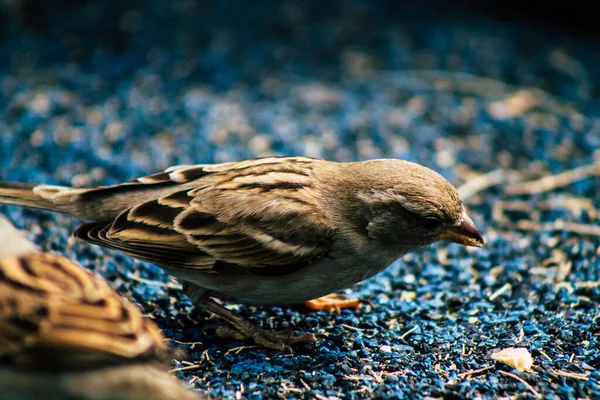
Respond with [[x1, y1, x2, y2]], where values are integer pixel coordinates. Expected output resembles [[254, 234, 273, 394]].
[[70, 157, 337, 274], [0, 252, 169, 371]]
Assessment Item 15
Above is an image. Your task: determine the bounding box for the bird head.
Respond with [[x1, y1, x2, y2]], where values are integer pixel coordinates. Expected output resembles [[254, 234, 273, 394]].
[[335, 159, 484, 252]]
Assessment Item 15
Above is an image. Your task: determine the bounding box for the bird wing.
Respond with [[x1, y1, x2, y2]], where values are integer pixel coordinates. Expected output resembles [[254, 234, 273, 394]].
[[75, 157, 337, 275], [0, 252, 168, 370]]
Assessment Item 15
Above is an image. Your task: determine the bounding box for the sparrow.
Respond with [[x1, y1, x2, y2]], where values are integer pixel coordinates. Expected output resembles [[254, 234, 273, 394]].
[[0, 215, 206, 400], [0, 156, 484, 350]]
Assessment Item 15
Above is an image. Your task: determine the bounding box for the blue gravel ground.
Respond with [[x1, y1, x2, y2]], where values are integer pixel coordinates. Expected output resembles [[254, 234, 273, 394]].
[[1, 1, 599, 399]]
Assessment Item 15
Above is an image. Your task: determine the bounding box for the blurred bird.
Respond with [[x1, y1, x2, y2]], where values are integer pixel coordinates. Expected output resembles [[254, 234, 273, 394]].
[[0, 156, 484, 350], [0, 215, 206, 400]]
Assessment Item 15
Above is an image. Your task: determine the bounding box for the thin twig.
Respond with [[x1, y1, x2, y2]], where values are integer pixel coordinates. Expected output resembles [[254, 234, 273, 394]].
[[499, 371, 542, 399], [538, 350, 553, 362], [487, 90, 539, 119], [489, 283, 512, 301], [457, 365, 494, 379], [457, 170, 521, 202], [574, 281, 600, 289], [299, 378, 311, 391], [340, 324, 364, 331], [493, 197, 599, 233], [281, 384, 304, 394], [169, 364, 201, 373], [542, 195, 598, 219], [516, 220, 600, 237], [345, 374, 374, 381], [169, 339, 204, 346], [400, 325, 419, 341], [505, 162, 600, 195], [492, 200, 534, 224], [224, 345, 261, 356], [552, 369, 589, 380], [126, 272, 182, 289], [517, 327, 525, 344], [200, 349, 215, 366], [554, 250, 573, 283]]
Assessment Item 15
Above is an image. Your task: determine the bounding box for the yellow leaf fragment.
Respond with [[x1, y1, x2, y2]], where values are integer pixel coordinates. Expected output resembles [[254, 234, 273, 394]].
[[491, 347, 533, 372]]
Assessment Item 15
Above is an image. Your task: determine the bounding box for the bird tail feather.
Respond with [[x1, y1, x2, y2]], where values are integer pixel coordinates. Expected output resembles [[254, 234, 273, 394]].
[[0, 181, 84, 216], [0, 176, 190, 222]]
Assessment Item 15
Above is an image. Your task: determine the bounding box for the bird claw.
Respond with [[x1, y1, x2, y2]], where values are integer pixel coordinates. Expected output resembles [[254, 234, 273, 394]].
[[215, 324, 317, 352], [197, 296, 318, 352]]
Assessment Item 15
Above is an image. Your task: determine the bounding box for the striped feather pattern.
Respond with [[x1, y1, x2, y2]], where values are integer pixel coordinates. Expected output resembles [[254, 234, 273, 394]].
[[0, 252, 169, 371], [74, 157, 337, 273]]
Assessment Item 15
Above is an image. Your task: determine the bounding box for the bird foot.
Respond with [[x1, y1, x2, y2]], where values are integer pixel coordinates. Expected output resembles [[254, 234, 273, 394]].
[[303, 293, 364, 313], [215, 325, 317, 352], [195, 294, 318, 352]]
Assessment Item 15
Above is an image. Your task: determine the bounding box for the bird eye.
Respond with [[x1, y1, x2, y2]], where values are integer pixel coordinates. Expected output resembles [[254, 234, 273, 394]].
[[422, 216, 443, 230]]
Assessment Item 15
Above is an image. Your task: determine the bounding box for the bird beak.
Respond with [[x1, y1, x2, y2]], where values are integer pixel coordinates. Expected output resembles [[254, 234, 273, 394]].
[[438, 209, 485, 247]]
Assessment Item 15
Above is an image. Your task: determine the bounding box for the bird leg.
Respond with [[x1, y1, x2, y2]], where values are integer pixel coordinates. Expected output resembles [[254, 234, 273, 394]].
[[303, 293, 364, 313], [196, 295, 317, 352]]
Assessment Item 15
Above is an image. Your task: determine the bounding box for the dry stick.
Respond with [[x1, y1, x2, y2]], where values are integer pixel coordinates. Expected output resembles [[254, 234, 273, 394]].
[[488, 283, 512, 301], [538, 350, 553, 362], [554, 250, 573, 283], [457, 365, 494, 379], [552, 369, 589, 381], [224, 345, 261, 356], [400, 325, 419, 341], [281, 384, 303, 394], [505, 161, 600, 195], [457, 170, 520, 202], [516, 220, 600, 237], [498, 371, 542, 399], [340, 324, 364, 332], [542, 195, 597, 218], [126, 271, 182, 289], [575, 281, 600, 289], [493, 198, 600, 232], [487, 90, 539, 119], [170, 364, 201, 373], [492, 200, 535, 224], [169, 339, 204, 347], [299, 378, 311, 391]]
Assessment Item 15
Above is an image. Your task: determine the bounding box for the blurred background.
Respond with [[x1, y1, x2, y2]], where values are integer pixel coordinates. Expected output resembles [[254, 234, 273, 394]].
[[0, 0, 598, 399]]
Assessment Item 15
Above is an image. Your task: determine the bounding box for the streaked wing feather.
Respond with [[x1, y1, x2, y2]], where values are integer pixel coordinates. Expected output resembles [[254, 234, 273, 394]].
[[76, 157, 335, 274], [75, 221, 214, 270], [177, 158, 336, 268]]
